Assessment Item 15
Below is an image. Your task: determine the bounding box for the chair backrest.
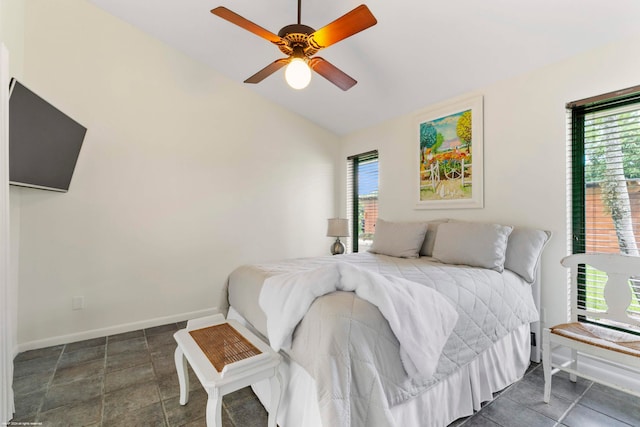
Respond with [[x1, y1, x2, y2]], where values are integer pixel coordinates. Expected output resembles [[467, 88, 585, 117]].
[[562, 253, 640, 327]]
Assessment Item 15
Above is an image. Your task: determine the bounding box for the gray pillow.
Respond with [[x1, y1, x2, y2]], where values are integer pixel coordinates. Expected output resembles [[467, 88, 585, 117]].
[[419, 219, 450, 257], [504, 228, 552, 283], [369, 219, 428, 259], [432, 222, 513, 271]]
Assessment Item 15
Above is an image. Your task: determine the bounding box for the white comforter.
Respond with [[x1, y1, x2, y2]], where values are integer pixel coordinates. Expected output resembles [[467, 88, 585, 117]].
[[259, 262, 459, 426], [228, 253, 539, 426]]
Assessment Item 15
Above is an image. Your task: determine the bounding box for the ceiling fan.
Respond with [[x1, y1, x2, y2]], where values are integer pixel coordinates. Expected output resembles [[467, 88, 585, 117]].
[[211, 1, 377, 91]]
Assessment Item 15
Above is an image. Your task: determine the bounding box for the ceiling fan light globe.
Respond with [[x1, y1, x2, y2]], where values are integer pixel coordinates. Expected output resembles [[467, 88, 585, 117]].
[[285, 58, 311, 90]]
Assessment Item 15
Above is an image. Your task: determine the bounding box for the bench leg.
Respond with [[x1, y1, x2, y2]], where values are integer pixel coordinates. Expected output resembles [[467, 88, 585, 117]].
[[268, 371, 282, 427], [569, 348, 578, 383], [542, 330, 551, 403], [206, 389, 222, 427], [174, 346, 190, 405]]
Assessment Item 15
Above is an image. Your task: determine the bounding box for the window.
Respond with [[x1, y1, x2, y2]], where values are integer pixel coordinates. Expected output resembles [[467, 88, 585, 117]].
[[346, 150, 379, 252], [569, 85, 640, 332]]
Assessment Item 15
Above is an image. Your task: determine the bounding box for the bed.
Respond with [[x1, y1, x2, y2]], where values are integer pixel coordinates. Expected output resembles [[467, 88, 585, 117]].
[[225, 220, 550, 427]]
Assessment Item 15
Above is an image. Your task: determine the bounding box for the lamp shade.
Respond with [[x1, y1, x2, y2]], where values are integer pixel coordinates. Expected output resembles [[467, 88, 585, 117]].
[[327, 218, 350, 237]]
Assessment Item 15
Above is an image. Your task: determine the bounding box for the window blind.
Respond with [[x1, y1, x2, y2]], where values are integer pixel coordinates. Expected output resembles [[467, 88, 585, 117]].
[[569, 88, 640, 331], [346, 150, 379, 253]]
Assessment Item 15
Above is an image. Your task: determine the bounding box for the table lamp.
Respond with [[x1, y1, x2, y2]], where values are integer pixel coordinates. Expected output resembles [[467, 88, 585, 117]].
[[327, 218, 350, 255]]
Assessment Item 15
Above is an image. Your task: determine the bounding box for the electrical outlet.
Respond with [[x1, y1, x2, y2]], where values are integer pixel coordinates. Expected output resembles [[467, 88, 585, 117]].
[[72, 296, 84, 310]]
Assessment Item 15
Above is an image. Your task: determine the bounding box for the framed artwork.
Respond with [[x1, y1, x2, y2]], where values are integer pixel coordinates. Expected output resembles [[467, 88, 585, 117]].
[[414, 95, 483, 209]]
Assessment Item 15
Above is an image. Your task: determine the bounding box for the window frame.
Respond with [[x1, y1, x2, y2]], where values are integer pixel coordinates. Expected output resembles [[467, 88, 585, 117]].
[[347, 150, 378, 253], [569, 85, 640, 333]]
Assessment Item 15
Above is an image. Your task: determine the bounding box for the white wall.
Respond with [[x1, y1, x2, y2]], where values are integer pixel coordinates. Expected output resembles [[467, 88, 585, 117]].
[[15, 0, 339, 348], [0, 0, 23, 78], [13, 0, 640, 349], [339, 34, 640, 330]]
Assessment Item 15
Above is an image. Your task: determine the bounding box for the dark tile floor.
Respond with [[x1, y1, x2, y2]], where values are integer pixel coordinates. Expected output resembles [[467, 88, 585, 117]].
[[9, 322, 640, 426]]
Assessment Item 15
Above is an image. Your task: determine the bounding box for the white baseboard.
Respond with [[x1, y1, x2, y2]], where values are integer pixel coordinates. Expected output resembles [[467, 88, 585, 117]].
[[16, 307, 221, 353], [551, 347, 640, 393]]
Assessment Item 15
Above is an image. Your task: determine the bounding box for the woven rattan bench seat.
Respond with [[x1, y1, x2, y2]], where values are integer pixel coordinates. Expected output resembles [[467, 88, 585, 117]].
[[189, 323, 262, 372], [550, 322, 640, 358]]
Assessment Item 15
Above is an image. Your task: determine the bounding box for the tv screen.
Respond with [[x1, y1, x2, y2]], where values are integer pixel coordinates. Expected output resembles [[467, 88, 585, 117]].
[[9, 78, 86, 192]]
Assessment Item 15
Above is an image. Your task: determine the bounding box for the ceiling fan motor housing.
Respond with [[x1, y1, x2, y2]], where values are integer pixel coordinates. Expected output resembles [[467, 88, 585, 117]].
[[277, 24, 318, 57]]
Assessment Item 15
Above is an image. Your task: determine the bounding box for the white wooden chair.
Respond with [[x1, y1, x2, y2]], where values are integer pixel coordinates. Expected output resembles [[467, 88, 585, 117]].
[[543, 253, 640, 403]]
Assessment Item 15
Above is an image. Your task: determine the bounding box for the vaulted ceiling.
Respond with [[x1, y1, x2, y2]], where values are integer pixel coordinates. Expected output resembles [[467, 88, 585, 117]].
[[88, 0, 640, 135]]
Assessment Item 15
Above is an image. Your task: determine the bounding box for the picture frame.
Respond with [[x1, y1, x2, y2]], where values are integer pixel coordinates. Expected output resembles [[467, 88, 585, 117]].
[[414, 95, 483, 209]]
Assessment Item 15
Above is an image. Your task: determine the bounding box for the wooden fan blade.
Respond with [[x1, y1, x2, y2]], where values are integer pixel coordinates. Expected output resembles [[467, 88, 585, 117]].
[[309, 57, 357, 91], [245, 59, 290, 84], [308, 5, 377, 50], [211, 7, 285, 45]]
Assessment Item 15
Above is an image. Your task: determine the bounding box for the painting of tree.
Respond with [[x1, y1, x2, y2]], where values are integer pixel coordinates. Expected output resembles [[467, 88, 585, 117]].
[[420, 123, 437, 151], [456, 111, 472, 145]]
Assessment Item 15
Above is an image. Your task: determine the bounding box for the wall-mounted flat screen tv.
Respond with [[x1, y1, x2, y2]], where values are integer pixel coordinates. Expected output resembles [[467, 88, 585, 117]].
[[9, 78, 87, 192]]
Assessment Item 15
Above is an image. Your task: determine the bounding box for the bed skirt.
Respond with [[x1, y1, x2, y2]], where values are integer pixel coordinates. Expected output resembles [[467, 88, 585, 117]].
[[227, 306, 531, 427]]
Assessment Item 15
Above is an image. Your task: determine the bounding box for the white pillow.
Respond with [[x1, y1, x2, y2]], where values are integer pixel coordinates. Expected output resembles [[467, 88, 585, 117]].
[[504, 228, 551, 283], [432, 222, 513, 271], [419, 219, 449, 257], [369, 219, 428, 259]]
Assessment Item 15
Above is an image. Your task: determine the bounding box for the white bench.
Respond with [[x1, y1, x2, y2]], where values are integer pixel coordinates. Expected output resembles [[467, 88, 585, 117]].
[[543, 253, 640, 403], [174, 314, 282, 426]]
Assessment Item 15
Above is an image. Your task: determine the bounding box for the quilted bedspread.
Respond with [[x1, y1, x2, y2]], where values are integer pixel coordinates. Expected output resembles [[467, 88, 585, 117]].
[[228, 253, 539, 426]]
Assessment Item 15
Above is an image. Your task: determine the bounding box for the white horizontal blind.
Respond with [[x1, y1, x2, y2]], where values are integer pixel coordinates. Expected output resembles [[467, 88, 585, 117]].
[[569, 89, 640, 330], [346, 151, 378, 253]]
